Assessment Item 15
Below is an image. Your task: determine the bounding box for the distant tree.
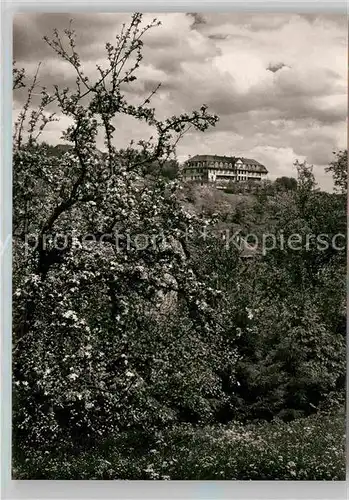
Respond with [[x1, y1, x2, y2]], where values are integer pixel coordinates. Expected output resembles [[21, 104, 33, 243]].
[[244, 179, 259, 193], [274, 176, 298, 191], [295, 160, 316, 192], [326, 150, 347, 194], [146, 158, 179, 180], [224, 181, 238, 194], [293, 160, 317, 217]]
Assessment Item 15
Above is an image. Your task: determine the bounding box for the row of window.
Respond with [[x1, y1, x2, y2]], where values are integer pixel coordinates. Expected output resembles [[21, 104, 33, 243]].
[[185, 169, 264, 177], [187, 177, 263, 183], [188, 161, 263, 171], [189, 161, 234, 168], [186, 166, 264, 175], [237, 171, 262, 177], [186, 168, 205, 174], [214, 170, 235, 176], [186, 169, 235, 176]]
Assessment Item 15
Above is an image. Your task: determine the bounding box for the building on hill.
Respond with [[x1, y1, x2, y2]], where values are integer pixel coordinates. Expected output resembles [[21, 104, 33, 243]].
[[182, 154, 268, 186]]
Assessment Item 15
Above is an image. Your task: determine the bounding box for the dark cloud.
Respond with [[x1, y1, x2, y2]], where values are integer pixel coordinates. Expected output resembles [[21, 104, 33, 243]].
[[267, 62, 287, 73], [298, 13, 347, 27], [208, 34, 229, 41], [13, 13, 127, 62], [186, 13, 206, 29]]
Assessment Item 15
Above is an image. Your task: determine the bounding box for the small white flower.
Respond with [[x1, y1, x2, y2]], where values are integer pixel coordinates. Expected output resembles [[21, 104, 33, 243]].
[[125, 371, 135, 378], [246, 307, 254, 320], [144, 465, 154, 473], [63, 310, 78, 321]]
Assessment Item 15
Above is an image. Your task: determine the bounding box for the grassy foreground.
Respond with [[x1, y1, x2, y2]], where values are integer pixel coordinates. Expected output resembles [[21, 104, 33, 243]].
[[13, 409, 345, 480]]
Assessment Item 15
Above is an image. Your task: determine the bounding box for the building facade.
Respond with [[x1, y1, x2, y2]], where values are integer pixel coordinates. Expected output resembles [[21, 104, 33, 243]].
[[182, 154, 268, 186]]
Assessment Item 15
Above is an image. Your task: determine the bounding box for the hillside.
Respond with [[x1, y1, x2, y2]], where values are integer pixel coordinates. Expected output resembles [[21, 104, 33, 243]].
[[179, 183, 254, 216]]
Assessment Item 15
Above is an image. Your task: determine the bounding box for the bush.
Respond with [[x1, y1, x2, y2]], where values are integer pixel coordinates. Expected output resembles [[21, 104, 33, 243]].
[[13, 409, 345, 480]]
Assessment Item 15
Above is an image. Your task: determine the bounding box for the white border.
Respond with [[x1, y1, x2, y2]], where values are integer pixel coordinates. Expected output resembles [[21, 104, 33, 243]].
[[1, 1, 348, 499]]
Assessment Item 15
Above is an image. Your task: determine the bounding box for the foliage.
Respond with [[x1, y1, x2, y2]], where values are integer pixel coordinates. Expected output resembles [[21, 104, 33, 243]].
[[220, 162, 346, 421], [181, 159, 346, 422], [274, 176, 297, 191], [326, 149, 347, 194], [13, 409, 345, 480]]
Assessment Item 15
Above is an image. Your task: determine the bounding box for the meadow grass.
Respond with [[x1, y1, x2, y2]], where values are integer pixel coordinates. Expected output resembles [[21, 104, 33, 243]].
[[13, 408, 346, 480]]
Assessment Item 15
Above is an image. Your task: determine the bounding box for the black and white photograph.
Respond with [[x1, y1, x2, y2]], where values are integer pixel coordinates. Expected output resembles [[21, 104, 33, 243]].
[[12, 12, 346, 480]]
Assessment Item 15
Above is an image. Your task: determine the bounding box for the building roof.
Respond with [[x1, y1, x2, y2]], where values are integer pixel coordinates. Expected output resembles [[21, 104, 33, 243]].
[[238, 157, 268, 173], [187, 154, 236, 163], [238, 157, 262, 165]]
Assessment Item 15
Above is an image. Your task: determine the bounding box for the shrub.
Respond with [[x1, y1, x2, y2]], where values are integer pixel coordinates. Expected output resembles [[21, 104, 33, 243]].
[[13, 409, 345, 480]]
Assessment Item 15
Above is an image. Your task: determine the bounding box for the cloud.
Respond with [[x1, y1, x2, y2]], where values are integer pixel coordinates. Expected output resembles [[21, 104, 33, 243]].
[[267, 62, 287, 73], [13, 12, 347, 192], [187, 13, 207, 29]]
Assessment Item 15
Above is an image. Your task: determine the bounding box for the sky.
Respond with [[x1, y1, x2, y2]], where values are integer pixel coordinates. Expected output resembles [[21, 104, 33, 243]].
[[13, 12, 347, 191]]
